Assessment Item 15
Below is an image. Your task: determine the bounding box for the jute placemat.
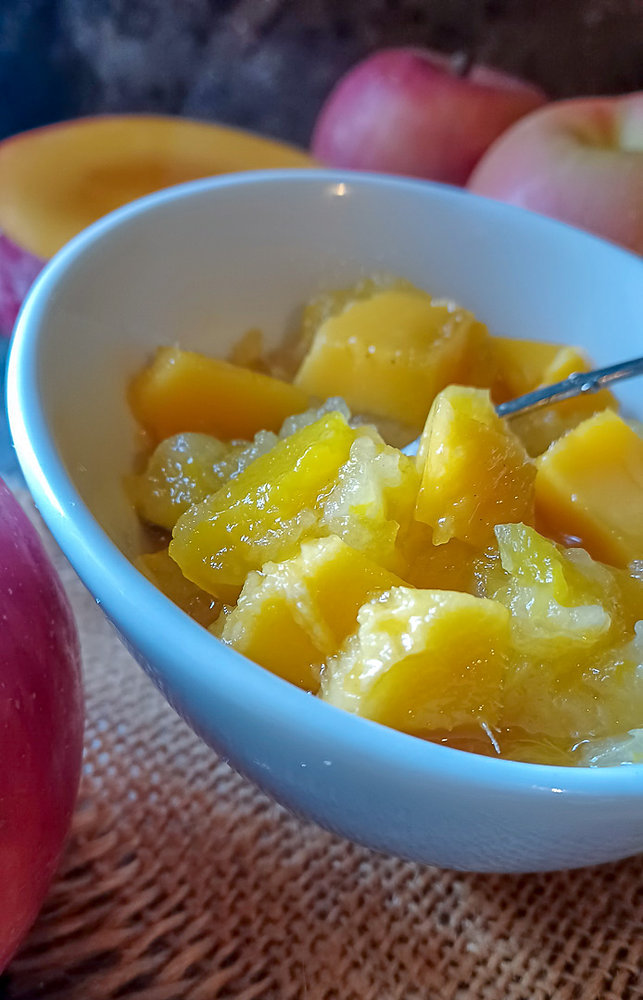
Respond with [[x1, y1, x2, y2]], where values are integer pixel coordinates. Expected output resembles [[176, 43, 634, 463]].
[[5, 495, 643, 1000]]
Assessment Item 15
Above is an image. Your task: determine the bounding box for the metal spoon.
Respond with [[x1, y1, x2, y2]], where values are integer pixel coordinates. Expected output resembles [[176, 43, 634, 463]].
[[402, 354, 643, 457]]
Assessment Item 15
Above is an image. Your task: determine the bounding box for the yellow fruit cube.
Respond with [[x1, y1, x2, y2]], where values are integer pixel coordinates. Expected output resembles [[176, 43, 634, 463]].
[[510, 346, 616, 456], [535, 410, 643, 567], [490, 336, 567, 399], [294, 288, 483, 430], [132, 432, 244, 530], [219, 536, 405, 692], [322, 587, 510, 735], [170, 411, 359, 596], [136, 548, 221, 628], [415, 386, 536, 546], [130, 346, 309, 443]]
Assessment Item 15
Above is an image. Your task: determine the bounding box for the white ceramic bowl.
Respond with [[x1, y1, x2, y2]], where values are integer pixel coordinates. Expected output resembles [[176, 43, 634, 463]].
[[7, 170, 643, 873]]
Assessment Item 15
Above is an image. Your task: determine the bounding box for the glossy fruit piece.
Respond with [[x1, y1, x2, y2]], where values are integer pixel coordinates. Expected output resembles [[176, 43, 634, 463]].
[[318, 429, 420, 574], [535, 410, 643, 567], [132, 432, 246, 530], [478, 523, 643, 740], [294, 287, 483, 430], [322, 587, 510, 735], [137, 548, 221, 628], [219, 535, 405, 691], [508, 345, 616, 456], [130, 346, 310, 444], [0, 115, 314, 336], [415, 386, 536, 546], [0, 479, 83, 970], [170, 411, 360, 596]]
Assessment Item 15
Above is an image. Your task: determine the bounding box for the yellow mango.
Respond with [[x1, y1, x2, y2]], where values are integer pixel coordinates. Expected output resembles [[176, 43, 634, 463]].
[[535, 410, 643, 568], [219, 536, 405, 692], [415, 386, 536, 547], [170, 411, 360, 596], [294, 288, 482, 430], [322, 587, 510, 735], [136, 548, 221, 628], [510, 346, 616, 456], [133, 432, 244, 530], [130, 346, 309, 443], [490, 336, 566, 399]]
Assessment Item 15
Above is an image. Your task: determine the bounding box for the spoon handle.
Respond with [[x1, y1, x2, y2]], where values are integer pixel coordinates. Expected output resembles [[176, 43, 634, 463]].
[[496, 354, 643, 419], [402, 354, 643, 457]]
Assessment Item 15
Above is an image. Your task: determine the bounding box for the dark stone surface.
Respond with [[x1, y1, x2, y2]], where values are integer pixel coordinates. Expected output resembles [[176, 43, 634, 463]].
[[1, 0, 642, 145]]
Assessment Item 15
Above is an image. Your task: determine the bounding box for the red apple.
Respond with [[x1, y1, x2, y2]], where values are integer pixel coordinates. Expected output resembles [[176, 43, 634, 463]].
[[311, 48, 547, 185], [0, 479, 83, 970], [0, 115, 315, 337], [468, 93, 643, 255]]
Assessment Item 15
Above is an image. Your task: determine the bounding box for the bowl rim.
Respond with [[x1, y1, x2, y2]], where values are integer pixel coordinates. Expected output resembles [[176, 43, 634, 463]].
[[7, 166, 643, 796]]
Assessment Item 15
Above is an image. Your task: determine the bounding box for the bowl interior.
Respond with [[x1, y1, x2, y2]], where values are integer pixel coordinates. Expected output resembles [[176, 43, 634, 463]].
[[17, 171, 643, 563]]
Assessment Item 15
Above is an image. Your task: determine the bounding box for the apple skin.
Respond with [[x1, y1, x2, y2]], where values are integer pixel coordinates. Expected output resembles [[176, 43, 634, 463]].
[[0, 234, 44, 338], [311, 48, 547, 185], [0, 478, 84, 971], [468, 93, 643, 255]]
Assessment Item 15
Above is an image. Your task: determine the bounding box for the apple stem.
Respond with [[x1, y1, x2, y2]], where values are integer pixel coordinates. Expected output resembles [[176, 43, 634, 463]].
[[451, 50, 474, 77]]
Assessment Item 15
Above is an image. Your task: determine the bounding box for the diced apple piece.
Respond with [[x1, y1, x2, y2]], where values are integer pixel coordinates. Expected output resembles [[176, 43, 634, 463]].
[[130, 346, 310, 443], [294, 288, 483, 430], [132, 432, 245, 530], [220, 536, 405, 691], [322, 587, 510, 735], [170, 411, 360, 595], [477, 522, 643, 740], [415, 386, 535, 546], [535, 410, 643, 567], [136, 548, 221, 628], [319, 429, 420, 573]]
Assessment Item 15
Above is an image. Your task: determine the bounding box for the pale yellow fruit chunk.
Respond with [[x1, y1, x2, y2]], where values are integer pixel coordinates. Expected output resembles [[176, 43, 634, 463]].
[[322, 587, 510, 735], [294, 289, 483, 430], [219, 536, 405, 692], [535, 410, 643, 568], [415, 386, 535, 547]]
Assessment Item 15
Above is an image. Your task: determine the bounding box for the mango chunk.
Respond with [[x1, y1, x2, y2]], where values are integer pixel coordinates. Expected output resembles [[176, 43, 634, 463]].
[[136, 548, 221, 628], [294, 288, 483, 430], [415, 386, 536, 547], [491, 336, 567, 399], [130, 346, 309, 443], [170, 411, 360, 596], [219, 536, 405, 692], [132, 432, 244, 531], [322, 587, 510, 735], [535, 410, 643, 567], [510, 346, 616, 456]]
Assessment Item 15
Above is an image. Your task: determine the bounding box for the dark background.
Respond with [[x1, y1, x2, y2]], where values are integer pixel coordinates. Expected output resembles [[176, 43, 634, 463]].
[[2, 0, 643, 148]]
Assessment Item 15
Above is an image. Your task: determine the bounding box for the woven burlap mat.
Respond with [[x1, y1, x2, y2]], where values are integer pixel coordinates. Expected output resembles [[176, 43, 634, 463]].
[[4, 493, 643, 1000]]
